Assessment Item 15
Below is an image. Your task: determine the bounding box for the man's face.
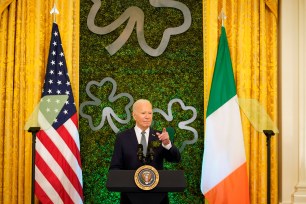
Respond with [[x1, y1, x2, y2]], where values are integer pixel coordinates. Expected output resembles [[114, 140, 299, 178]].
[[133, 101, 153, 131]]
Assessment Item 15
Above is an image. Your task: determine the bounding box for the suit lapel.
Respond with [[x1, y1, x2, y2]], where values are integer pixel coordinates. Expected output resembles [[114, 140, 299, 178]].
[[149, 128, 158, 144], [131, 128, 138, 145]]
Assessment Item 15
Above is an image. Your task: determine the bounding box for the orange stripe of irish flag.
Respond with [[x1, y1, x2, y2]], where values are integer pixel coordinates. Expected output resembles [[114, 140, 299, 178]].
[[205, 163, 250, 204]]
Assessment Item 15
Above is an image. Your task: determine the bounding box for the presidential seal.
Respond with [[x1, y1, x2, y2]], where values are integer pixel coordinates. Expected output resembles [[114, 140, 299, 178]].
[[134, 165, 159, 190]]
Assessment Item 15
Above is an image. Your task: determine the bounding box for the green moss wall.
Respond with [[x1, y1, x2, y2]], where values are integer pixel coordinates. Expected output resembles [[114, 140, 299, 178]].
[[80, 0, 204, 203]]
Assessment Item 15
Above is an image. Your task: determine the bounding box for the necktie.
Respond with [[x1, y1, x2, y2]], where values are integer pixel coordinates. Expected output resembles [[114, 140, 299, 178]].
[[141, 131, 147, 156]]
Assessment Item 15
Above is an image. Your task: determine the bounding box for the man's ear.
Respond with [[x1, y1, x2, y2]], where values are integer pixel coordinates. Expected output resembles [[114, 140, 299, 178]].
[[132, 112, 135, 120]]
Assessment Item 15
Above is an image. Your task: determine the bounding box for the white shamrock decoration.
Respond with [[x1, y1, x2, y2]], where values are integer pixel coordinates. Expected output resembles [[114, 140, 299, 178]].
[[79, 77, 134, 133], [87, 0, 191, 56], [153, 98, 198, 152]]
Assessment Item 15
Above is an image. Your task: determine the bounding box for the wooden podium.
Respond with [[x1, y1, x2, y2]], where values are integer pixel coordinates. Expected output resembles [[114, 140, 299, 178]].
[[106, 170, 186, 204]]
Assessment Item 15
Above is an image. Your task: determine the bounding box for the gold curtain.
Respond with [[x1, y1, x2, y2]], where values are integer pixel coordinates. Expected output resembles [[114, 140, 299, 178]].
[[0, 0, 79, 203], [203, 0, 278, 204]]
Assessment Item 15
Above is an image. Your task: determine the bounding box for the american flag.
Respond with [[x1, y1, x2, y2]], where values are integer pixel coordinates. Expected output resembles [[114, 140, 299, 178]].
[[35, 23, 83, 203]]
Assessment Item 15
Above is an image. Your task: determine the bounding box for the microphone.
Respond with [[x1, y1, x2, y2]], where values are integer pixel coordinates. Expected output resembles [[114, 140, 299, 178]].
[[137, 144, 143, 162], [148, 142, 155, 163]]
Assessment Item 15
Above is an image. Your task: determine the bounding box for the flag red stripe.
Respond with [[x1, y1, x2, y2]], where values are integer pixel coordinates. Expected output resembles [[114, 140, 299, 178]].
[[71, 113, 78, 128], [67, 113, 80, 151], [57, 121, 82, 166], [36, 130, 83, 197], [35, 181, 54, 204], [204, 163, 250, 204], [36, 152, 74, 204]]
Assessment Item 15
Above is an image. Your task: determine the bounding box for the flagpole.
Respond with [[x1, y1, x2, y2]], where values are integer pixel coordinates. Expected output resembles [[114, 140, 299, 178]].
[[218, 8, 226, 27], [50, 3, 59, 23], [28, 127, 40, 204], [26, 6, 60, 204]]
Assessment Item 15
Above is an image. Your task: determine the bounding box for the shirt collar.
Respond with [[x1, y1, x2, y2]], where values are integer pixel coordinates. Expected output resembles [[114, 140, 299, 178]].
[[134, 125, 150, 135]]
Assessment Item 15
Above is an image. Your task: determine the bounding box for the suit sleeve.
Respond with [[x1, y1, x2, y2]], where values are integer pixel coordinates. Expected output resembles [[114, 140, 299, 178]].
[[109, 134, 123, 170], [163, 144, 181, 163]]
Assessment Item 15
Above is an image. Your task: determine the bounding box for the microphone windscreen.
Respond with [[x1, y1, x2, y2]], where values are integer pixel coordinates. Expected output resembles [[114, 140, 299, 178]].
[[138, 144, 143, 150]]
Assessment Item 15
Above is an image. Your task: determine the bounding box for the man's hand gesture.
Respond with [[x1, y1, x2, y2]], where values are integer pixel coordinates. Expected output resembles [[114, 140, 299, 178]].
[[156, 128, 170, 146]]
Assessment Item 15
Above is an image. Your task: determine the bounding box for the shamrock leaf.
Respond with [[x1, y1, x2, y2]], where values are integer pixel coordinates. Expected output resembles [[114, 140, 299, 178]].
[[87, 0, 191, 56], [80, 77, 134, 133], [153, 98, 198, 152]]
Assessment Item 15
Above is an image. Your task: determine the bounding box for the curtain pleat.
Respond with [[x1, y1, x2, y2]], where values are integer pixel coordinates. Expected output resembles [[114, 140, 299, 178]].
[[16, 0, 26, 202], [203, 0, 278, 203], [0, 0, 13, 16], [0, 7, 8, 204], [265, 0, 278, 18], [0, 0, 79, 203], [4, 2, 17, 203]]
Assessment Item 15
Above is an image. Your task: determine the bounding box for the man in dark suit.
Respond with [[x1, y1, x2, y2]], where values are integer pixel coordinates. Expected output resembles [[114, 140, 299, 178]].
[[110, 99, 181, 204]]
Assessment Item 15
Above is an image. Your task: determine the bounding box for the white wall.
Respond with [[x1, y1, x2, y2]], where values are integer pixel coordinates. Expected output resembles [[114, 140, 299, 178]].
[[279, 0, 306, 203]]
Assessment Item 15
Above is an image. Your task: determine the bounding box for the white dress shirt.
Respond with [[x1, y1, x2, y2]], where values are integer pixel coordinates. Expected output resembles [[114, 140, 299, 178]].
[[134, 125, 172, 150], [134, 126, 149, 145]]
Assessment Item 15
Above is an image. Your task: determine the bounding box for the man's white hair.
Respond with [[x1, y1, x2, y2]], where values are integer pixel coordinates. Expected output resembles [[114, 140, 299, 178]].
[[132, 99, 152, 112]]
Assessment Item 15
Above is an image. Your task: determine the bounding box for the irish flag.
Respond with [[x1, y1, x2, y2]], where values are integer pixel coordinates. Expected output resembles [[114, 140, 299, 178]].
[[200, 26, 250, 203]]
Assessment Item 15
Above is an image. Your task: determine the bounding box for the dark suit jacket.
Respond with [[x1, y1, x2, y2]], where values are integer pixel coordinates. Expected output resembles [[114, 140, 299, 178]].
[[109, 127, 181, 204], [110, 127, 181, 170]]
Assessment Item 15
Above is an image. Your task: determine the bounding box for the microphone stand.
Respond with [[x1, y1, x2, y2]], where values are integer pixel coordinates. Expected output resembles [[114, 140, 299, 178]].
[[137, 143, 155, 165], [148, 146, 154, 163], [137, 144, 144, 163]]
